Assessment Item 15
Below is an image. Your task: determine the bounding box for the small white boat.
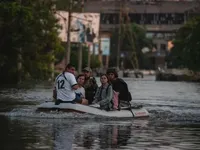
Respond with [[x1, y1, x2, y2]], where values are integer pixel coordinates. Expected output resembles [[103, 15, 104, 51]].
[[36, 102, 149, 118]]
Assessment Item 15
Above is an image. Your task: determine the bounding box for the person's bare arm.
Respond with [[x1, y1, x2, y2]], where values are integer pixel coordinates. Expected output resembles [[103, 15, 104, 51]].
[[72, 84, 79, 90], [53, 87, 57, 99]]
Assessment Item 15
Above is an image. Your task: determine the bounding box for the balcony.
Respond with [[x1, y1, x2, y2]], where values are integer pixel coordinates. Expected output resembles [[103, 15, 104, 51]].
[[100, 24, 183, 32]]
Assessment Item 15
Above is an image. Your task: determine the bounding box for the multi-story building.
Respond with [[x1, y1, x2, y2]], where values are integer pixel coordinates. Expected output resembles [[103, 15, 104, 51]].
[[84, 0, 199, 69]]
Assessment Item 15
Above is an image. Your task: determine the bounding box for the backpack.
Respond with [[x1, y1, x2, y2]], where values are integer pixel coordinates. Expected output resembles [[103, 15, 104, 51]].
[[112, 90, 119, 109]]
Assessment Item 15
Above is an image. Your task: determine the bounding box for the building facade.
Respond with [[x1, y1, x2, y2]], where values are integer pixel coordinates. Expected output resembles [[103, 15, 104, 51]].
[[84, 0, 199, 69]]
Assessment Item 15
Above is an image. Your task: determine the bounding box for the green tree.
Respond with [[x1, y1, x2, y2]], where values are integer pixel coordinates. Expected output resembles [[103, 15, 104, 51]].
[[69, 44, 100, 69], [0, 0, 64, 84], [110, 23, 152, 69], [168, 17, 200, 71]]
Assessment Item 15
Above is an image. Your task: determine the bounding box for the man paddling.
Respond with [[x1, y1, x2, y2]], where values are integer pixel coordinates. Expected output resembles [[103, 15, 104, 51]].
[[53, 64, 87, 105]]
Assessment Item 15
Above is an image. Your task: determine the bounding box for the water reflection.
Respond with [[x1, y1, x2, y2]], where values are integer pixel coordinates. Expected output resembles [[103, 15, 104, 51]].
[[53, 124, 75, 150], [0, 116, 146, 150], [99, 124, 132, 149], [1, 116, 200, 150], [53, 121, 136, 150], [0, 116, 35, 150], [74, 122, 134, 149], [0, 116, 54, 150]]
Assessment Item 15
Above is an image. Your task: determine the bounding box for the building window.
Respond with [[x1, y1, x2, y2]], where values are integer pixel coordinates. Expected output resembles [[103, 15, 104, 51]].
[[161, 44, 166, 50]]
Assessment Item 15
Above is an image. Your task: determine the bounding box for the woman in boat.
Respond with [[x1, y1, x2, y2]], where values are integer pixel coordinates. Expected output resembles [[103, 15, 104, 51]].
[[75, 74, 86, 98], [75, 74, 88, 105], [93, 74, 113, 111]]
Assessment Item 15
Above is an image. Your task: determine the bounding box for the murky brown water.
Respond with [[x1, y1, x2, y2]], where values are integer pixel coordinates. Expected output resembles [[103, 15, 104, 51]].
[[0, 76, 200, 150]]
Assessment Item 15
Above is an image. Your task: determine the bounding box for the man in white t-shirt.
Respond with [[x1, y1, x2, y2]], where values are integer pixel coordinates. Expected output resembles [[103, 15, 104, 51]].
[[53, 64, 82, 105]]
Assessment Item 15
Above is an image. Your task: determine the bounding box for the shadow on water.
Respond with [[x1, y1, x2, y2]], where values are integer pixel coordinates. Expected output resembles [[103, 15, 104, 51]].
[[0, 116, 39, 150], [0, 78, 200, 124], [0, 97, 36, 112]]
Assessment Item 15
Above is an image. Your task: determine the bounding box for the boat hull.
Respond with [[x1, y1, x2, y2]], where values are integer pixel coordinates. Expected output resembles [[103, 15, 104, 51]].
[[37, 102, 149, 118]]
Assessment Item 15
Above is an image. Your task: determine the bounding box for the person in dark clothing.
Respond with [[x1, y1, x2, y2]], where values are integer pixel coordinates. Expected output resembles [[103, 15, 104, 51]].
[[106, 68, 132, 109], [82, 67, 98, 104]]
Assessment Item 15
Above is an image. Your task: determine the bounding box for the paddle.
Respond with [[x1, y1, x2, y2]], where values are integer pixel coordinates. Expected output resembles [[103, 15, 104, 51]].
[[128, 102, 135, 117], [120, 101, 143, 117]]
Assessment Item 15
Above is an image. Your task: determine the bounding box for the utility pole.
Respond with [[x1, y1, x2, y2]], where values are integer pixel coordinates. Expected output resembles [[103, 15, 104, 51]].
[[98, 36, 103, 68], [66, 0, 72, 66], [17, 0, 22, 83], [98, 4, 103, 68], [124, 1, 139, 69], [116, 0, 122, 69], [78, 0, 84, 73], [87, 45, 91, 68]]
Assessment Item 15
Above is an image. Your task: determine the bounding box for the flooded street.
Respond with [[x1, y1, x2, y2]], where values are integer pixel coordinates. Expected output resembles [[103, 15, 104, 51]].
[[0, 76, 200, 150]]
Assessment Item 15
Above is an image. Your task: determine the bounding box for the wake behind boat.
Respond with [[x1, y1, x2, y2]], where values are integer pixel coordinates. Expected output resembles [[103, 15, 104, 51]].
[[36, 102, 149, 118]]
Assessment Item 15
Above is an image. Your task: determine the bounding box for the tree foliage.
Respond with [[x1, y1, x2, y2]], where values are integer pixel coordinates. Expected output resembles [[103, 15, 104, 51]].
[[167, 17, 200, 71], [70, 44, 100, 69], [110, 23, 152, 69], [0, 0, 64, 84]]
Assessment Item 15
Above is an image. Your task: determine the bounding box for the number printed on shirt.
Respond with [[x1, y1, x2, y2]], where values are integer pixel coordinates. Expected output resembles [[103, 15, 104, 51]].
[[57, 80, 65, 89]]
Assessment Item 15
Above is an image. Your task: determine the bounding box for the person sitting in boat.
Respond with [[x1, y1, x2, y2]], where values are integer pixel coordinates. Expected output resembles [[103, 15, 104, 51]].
[[53, 64, 87, 105], [93, 74, 113, 111], [106, 68, 132, 110], [82, 67, 98, 105], [75, 74, 88, 104]]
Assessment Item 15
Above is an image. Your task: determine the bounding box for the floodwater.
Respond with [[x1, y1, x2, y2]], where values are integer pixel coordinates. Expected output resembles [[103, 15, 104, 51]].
[[0, 76, 200, 150]]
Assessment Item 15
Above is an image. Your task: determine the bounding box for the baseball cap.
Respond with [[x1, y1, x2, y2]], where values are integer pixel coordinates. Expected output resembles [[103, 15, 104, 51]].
[[82, 67, 92, 72]]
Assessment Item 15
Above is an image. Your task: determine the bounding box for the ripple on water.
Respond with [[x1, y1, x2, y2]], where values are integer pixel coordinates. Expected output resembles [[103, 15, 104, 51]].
[[1, 78, 200, 124], [0, 107, 139, 121]]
